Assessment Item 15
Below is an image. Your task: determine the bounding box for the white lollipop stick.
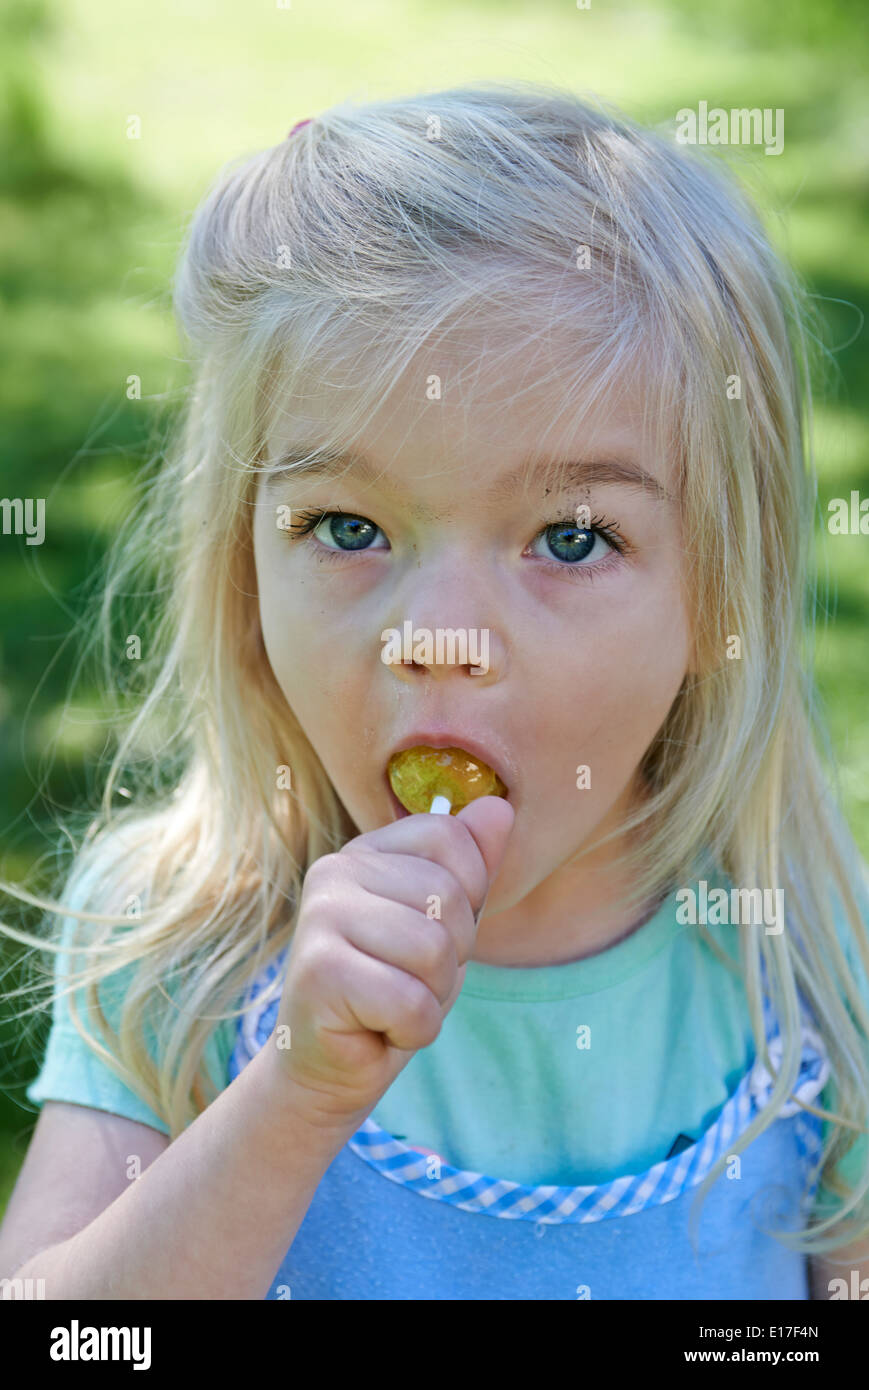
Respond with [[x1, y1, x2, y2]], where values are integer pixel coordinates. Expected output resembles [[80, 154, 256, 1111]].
[[429, 794, 452, 815]]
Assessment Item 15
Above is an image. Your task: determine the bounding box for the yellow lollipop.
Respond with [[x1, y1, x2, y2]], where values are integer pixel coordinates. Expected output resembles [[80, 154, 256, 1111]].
[[388, 745, 508, 815]]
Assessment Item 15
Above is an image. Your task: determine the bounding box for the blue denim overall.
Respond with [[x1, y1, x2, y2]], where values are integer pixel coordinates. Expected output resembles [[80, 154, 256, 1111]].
[[228, 950, 829, 1300]]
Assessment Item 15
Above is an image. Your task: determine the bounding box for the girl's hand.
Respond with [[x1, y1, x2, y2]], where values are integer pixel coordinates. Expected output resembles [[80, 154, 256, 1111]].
[[266, 796, 514, 1130]]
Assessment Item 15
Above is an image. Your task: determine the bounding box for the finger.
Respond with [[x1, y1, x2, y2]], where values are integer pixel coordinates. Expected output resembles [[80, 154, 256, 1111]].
[[322, 946, 446, 1052], [342, 896, 459, 1006], [342, 813, 492, 918], [453, 796, 515, 884], [342, 850, 478, 967]]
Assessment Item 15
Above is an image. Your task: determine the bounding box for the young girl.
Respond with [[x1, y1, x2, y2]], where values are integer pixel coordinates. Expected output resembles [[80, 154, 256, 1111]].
[[1, 81, 868, 1301]]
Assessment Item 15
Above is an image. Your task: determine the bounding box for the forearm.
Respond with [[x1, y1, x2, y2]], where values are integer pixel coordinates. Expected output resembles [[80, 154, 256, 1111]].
[[11, 1043, 357, 1300]]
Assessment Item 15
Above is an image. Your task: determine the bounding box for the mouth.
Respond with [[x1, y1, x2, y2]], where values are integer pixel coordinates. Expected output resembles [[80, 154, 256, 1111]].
[[384, 731, 515, 818]]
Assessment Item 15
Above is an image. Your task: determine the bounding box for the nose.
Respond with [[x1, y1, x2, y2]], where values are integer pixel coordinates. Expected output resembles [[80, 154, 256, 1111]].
[[380, 548, 509, 685], [382, 620, 505, 684]]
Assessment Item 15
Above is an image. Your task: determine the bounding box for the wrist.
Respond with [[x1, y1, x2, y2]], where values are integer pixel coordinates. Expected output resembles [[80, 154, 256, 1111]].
[[247, 1032, 368, 1142]]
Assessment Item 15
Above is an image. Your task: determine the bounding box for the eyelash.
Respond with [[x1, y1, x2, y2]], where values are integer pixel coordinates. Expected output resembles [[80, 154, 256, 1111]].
[[285, 507, 630, 580]]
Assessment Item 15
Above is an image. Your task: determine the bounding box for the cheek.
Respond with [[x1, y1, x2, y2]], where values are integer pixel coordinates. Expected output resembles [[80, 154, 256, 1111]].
[[539, 570, 689, 752], [254, 538, 312, 701], [590, 591, 690, 744], [255, 554, 371, 731]]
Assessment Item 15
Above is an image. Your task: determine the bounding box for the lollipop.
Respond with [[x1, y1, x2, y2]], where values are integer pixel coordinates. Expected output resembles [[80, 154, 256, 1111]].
[[388, 745, 508, 816]]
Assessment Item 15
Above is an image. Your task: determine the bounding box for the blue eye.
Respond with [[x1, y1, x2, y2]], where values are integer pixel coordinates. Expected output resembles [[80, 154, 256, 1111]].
[[543, 524, 595, 562], [321, 514, 380, 550], [290, 509, 388, 551], [531, 522, 615, 565]]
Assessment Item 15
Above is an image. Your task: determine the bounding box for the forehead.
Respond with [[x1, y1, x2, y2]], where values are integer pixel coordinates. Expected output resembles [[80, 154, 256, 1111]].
[[263, 330, 674, 505]]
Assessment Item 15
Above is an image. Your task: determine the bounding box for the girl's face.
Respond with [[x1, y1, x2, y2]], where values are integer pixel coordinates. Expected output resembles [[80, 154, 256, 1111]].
[[252, 343, 692, 934]]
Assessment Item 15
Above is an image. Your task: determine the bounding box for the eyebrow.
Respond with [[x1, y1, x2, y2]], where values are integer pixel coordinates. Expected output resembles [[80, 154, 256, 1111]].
[[261, 445, 674, 506]]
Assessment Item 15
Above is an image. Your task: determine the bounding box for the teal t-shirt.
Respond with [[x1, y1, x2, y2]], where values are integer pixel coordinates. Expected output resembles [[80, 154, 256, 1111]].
[[25, 860, 869, 1212], [372, 893, 754, 1184]]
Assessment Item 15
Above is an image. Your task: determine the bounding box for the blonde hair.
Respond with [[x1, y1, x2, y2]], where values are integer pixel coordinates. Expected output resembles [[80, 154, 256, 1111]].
[[3, 80, 868, 1258]]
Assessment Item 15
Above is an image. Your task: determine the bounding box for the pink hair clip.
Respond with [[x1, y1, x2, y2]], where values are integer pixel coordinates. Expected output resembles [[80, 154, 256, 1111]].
[[287, 118, 312, 137]]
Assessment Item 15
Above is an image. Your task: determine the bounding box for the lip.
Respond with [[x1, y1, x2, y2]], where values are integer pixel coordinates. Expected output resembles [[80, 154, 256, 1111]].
[[384, 728, 517, 815]]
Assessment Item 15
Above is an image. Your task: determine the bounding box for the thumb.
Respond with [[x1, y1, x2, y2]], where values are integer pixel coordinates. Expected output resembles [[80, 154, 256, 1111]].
[[455, 795, 515, 886]]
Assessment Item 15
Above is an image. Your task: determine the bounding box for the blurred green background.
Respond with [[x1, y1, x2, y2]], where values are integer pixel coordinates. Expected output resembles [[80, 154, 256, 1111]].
[[1, 0, 867, 1216]]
